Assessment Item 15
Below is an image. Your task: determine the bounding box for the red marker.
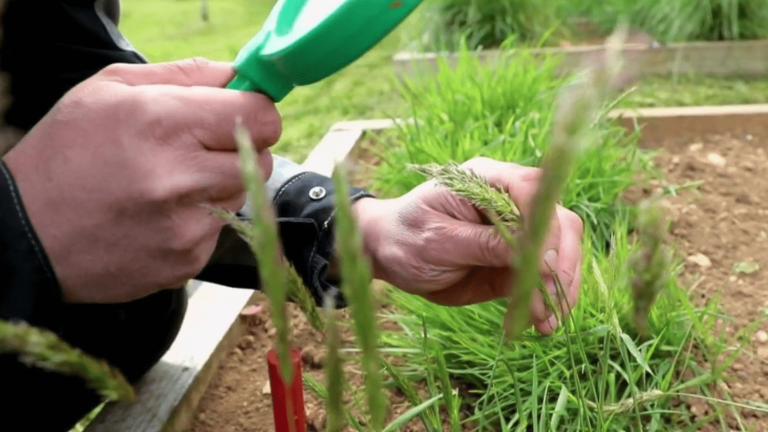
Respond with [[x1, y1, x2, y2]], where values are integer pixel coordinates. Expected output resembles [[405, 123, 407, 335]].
[[267, 348, 307, 432]]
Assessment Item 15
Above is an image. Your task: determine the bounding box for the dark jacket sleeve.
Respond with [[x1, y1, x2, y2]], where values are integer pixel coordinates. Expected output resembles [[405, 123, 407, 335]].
[[196, 156, 375, 309], [0, 160, 66, 330]]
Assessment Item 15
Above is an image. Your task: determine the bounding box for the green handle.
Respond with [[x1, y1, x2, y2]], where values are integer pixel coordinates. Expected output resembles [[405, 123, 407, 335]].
[[224, 0, 423, 103]]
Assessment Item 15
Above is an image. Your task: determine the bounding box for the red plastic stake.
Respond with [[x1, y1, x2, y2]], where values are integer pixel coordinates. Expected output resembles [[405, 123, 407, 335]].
[[267, 348, 307, 432]]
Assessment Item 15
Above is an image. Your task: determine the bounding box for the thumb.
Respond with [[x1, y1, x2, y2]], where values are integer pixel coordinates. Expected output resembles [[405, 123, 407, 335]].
[[98, 57, 235, 88]]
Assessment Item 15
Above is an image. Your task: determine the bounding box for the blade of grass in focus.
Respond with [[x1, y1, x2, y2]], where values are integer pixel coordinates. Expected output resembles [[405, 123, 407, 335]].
[[331, 164, 387, 431], [0, 320, 135, 403], [231, 121, 293, 384]]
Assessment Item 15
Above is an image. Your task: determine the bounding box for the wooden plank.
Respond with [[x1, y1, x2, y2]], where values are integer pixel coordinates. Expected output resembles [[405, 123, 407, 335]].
[[85, 283, 258, 432], [610, 104, 768, 145], [393, 39, 768, 79], [301, 128, 364, 177]]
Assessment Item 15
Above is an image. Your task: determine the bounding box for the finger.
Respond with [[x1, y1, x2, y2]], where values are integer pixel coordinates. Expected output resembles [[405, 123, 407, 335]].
[[99, 58, 236, 88], [421, 268, 513, 306], [552, 209, 584, 317], [144, 85, 282, 152], [532, 209, 584, 334], [183, 149, 274, 203]]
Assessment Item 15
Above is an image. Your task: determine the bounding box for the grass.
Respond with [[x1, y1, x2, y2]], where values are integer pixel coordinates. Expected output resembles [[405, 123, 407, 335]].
[[367, 47, 651, 251], [620, 74, 768, 107], [379, 221, 754, 430], [579, 0, 768, 43], [407, 0, 768, 52], [354, 41, 765, 430]]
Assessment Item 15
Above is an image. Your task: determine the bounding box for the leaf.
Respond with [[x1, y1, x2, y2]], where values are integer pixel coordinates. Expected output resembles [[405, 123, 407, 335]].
[[733, 261, 760, 275], [620, 332, 653, 376], [550, 384, 569, 430], [382, 395, 443, 432]]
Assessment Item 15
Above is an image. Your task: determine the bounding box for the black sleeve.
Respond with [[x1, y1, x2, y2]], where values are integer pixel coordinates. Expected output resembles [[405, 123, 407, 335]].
[[0, 0, 146, 132], [0, 160, 65, 330], [196, 172, 375, 309]]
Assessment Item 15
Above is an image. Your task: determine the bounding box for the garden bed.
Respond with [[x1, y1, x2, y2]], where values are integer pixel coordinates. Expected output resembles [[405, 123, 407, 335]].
[[185, 104, 768, 432], [393, 39, 768, 80]]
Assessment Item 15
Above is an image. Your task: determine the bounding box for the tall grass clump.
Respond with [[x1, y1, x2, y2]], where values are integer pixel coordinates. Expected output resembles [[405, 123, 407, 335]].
[[408, 0, 569, 51], [581, 0, 768, 42], [370, 45, 650, 251], [368, 30, 765, 430], [379, 220, 759, 430]]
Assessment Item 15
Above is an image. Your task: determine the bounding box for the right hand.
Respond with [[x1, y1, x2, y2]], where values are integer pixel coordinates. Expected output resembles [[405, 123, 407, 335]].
[[3, 58, 281, 304]]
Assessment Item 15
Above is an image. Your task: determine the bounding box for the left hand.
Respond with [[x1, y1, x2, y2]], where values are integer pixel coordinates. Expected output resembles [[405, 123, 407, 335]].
[[354, 157, 583, 335]]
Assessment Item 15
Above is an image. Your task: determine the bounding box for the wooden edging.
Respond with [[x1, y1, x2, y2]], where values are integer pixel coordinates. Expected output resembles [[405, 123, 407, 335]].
[[85, 282, 259, 432], [393, 39, 768, 79], [305, 104, 768, 175]]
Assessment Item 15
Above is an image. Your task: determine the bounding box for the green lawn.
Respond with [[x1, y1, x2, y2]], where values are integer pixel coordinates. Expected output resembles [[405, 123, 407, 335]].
[[120, 0, 408, 161]]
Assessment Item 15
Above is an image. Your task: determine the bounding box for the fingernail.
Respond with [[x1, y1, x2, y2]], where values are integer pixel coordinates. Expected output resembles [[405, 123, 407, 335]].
[[546, 314, 559, 332], [544, 248, 559, 273]]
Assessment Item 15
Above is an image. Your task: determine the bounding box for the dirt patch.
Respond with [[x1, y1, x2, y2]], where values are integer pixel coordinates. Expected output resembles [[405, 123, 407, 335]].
[[642, 133, 768, 429]]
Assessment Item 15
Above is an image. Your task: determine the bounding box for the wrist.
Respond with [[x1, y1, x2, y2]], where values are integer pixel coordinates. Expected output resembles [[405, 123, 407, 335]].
[[352, 196, 389, 281]]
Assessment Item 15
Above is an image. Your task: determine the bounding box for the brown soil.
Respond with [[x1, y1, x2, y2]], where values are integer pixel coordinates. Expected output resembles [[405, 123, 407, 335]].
[[640, 133, 768, 430], [187, 288, 442, 432], [187, 132, 768, 431]]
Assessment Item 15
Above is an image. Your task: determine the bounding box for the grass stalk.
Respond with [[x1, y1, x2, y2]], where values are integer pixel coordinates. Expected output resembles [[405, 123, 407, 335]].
[[231, 121, 294, 384], [331, 164, 387, 430], [0, 320, 134, 403]]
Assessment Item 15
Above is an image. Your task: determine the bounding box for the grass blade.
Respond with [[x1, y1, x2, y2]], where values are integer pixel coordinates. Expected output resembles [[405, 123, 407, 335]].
[[331, 164, 387, 430]]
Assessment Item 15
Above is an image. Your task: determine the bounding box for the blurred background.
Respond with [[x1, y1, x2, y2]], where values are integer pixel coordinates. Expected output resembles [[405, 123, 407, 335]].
[[119, 0, 768, 163]]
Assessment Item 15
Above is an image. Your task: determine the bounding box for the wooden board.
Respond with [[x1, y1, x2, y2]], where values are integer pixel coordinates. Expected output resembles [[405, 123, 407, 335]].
[[393, 39, 768, 79], [85, 283, 258, 432]]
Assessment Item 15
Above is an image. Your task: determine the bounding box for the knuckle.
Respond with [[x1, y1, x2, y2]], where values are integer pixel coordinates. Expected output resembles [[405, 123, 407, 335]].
[[97, 63, 133, 80], [563, 210, 584, 236], [460, 156, 493, 170], [253, 100, 282, 145], [516, 165, 543, 183]]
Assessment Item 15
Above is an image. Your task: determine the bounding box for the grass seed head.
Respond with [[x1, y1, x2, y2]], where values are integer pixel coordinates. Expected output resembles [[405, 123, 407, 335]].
[[628, 198, 672, 335]]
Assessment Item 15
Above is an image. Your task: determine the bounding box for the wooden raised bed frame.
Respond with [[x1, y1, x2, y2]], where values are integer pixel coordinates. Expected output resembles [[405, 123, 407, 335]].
[[85, 103, 768, 432], [393, 40, 768, 79]]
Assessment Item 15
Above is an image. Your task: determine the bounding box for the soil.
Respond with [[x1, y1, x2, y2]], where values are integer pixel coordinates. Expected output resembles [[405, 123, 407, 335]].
[[638, 132, 768, 431], [187, 133, 768, 431]]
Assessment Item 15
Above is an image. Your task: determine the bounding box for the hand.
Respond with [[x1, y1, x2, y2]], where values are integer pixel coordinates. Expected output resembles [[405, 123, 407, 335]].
[[3, 58, 281, 304], [356, 157, 583, 335]]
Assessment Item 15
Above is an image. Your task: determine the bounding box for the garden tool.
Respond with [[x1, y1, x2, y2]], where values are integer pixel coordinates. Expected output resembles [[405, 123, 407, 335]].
[[226, 0, 423, 101]]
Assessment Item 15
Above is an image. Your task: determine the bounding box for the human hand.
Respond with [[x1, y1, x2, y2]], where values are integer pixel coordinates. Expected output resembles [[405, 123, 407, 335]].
[[3, 58, 281, 304], [355, 157, 583, 335]]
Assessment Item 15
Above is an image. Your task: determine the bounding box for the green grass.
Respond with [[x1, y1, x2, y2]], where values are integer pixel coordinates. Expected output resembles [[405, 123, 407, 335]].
[[120, 0, 409, 161], [409, 0, 768, 52], [379, 221, 754, 431], [579, 0, 768, 43], [356, 44, 764, 431], [367, 47, 651, 251], [621, 74, 768, 107]]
